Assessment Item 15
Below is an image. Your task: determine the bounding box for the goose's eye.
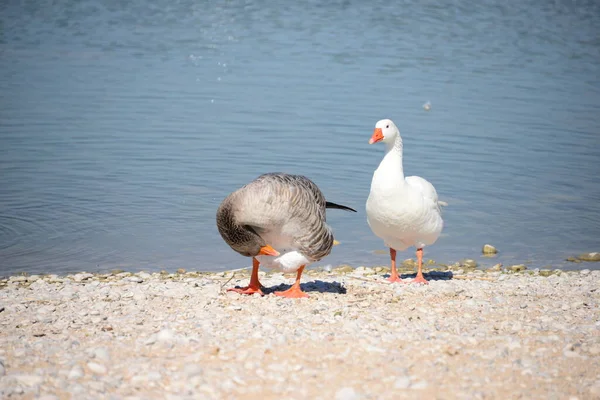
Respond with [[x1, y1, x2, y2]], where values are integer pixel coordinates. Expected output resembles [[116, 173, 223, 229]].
[[386, 124, 389, 128]]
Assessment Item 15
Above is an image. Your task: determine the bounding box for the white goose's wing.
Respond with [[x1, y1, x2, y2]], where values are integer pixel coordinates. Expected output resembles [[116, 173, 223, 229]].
[[405, 175, 444, 214]]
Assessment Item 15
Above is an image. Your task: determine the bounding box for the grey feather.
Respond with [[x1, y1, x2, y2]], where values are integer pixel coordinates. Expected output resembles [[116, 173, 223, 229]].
[[216, 172, 353, 261]]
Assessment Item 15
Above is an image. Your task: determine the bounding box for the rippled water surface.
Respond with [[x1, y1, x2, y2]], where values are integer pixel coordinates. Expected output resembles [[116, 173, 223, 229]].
[[1, 0, 599, 276]]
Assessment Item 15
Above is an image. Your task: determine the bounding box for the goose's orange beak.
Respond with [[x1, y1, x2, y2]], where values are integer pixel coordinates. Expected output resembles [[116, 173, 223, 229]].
[[258, 244, 279, 256], [369, 128, 384, 144]]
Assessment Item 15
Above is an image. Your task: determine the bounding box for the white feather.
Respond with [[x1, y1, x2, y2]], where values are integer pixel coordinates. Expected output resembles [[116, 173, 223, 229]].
[[366, 119, 444, 252]]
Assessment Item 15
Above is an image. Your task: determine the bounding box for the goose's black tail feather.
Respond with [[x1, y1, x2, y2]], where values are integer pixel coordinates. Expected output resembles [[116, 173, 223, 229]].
[[326, 201, 357, 213]]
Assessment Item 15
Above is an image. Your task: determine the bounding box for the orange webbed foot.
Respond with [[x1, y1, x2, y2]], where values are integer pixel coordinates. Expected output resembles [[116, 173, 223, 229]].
[[387, 272, 405, 283], [227, 286, 264, 296], [274, 286, 309, 298], [411, 275, 429, 285]]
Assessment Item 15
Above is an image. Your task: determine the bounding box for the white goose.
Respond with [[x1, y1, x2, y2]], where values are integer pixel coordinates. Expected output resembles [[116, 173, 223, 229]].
[[366, 119, 444, 284]]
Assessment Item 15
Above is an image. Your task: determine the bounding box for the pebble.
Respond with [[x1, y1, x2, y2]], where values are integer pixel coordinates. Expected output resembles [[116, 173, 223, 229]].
[[184, 364, 204, 378], [509, 264, 527, 272], [87, 362, 107, 375], [0, 268, 597, 399], [38, 395, 59, 400], [133, 292, 147, 302], [93, 347, 110, 362], [335, 387, 361, 400], [411, 380, 429, 390], [578, 252, 600, 262], [395, 376, 412, 389], [72, 273, 93, 282], [157, 328, 177, 344], [482, 244, 498, 254], [68, 365, 84, 380], [15, 374, 44, 386]]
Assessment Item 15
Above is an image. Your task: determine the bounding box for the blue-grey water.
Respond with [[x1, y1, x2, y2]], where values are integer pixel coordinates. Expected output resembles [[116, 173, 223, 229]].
[[1, 0, 599, 276]]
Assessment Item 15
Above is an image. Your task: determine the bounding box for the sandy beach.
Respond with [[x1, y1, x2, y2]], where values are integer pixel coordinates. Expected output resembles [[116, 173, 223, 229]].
[[1, 265, 599, 400]]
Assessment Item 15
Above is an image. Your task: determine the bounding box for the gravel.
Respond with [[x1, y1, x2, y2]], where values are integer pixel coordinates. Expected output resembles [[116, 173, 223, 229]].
[[0, 267, 599, 399]]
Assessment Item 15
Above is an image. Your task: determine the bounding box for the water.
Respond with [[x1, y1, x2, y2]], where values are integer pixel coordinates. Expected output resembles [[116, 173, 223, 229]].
[[1, 0, 599, 276]]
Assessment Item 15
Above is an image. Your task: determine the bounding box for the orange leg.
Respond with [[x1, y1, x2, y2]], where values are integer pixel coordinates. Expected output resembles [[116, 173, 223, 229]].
[[228, 257, 264, 295], [274, 265, 309, 298], [388, 248, 404, 283], [413, 248, 429, 284]]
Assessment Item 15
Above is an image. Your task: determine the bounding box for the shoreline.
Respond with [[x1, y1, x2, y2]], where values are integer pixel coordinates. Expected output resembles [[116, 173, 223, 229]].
[[2, 248, 599, 281], [1, 266, 599, 399], [1, 257, 598, 287]]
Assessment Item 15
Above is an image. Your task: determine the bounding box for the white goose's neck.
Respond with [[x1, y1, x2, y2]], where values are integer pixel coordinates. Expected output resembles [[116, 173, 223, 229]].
[[377, 135, 405, 180]]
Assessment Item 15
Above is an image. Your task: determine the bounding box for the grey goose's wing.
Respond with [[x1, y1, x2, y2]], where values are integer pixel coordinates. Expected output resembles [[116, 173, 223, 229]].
[[234, 173, 334, 261]]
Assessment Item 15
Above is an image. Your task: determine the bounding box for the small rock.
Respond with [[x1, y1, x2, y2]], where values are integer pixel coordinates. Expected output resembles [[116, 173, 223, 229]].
[[139, 272, 151, 280], [147, 371, 162, 381], [395, 376, 412, 389], [488, 263, 502, 272], [38, 396, 59, 400], [93, 347, 110, 362], [508, 264, 527, 272], [131, 375, 148, 386], [334, 265, 353, 273], [402, 259, 416, 268], [411, 380, 429, 390], [68, 383, 85, 395], [203, 284, 221, 299], [353, 266, 367, 275], [461, 259, 478, 268], [133, 292, 147, 302], [580, 269, 591, 275], [87, 362, 107, 375], [72, 273, 93, 282], [587, 345, 600, 356], [106, 291, 121, 301], [539, 269, 553, 277], [145, 335, 157, 345], [0, 360, 5, 376], [578, 252, 600, 262], [128, 276, 144, 283], [68, 365, 84, 380], [38, 305, 56, 314], [482, 244, 498, 254], [157, 328, 177, 344], [184, 364, 204, 378], [335, 387, 361, 400], [15, 374, 44, 386]]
